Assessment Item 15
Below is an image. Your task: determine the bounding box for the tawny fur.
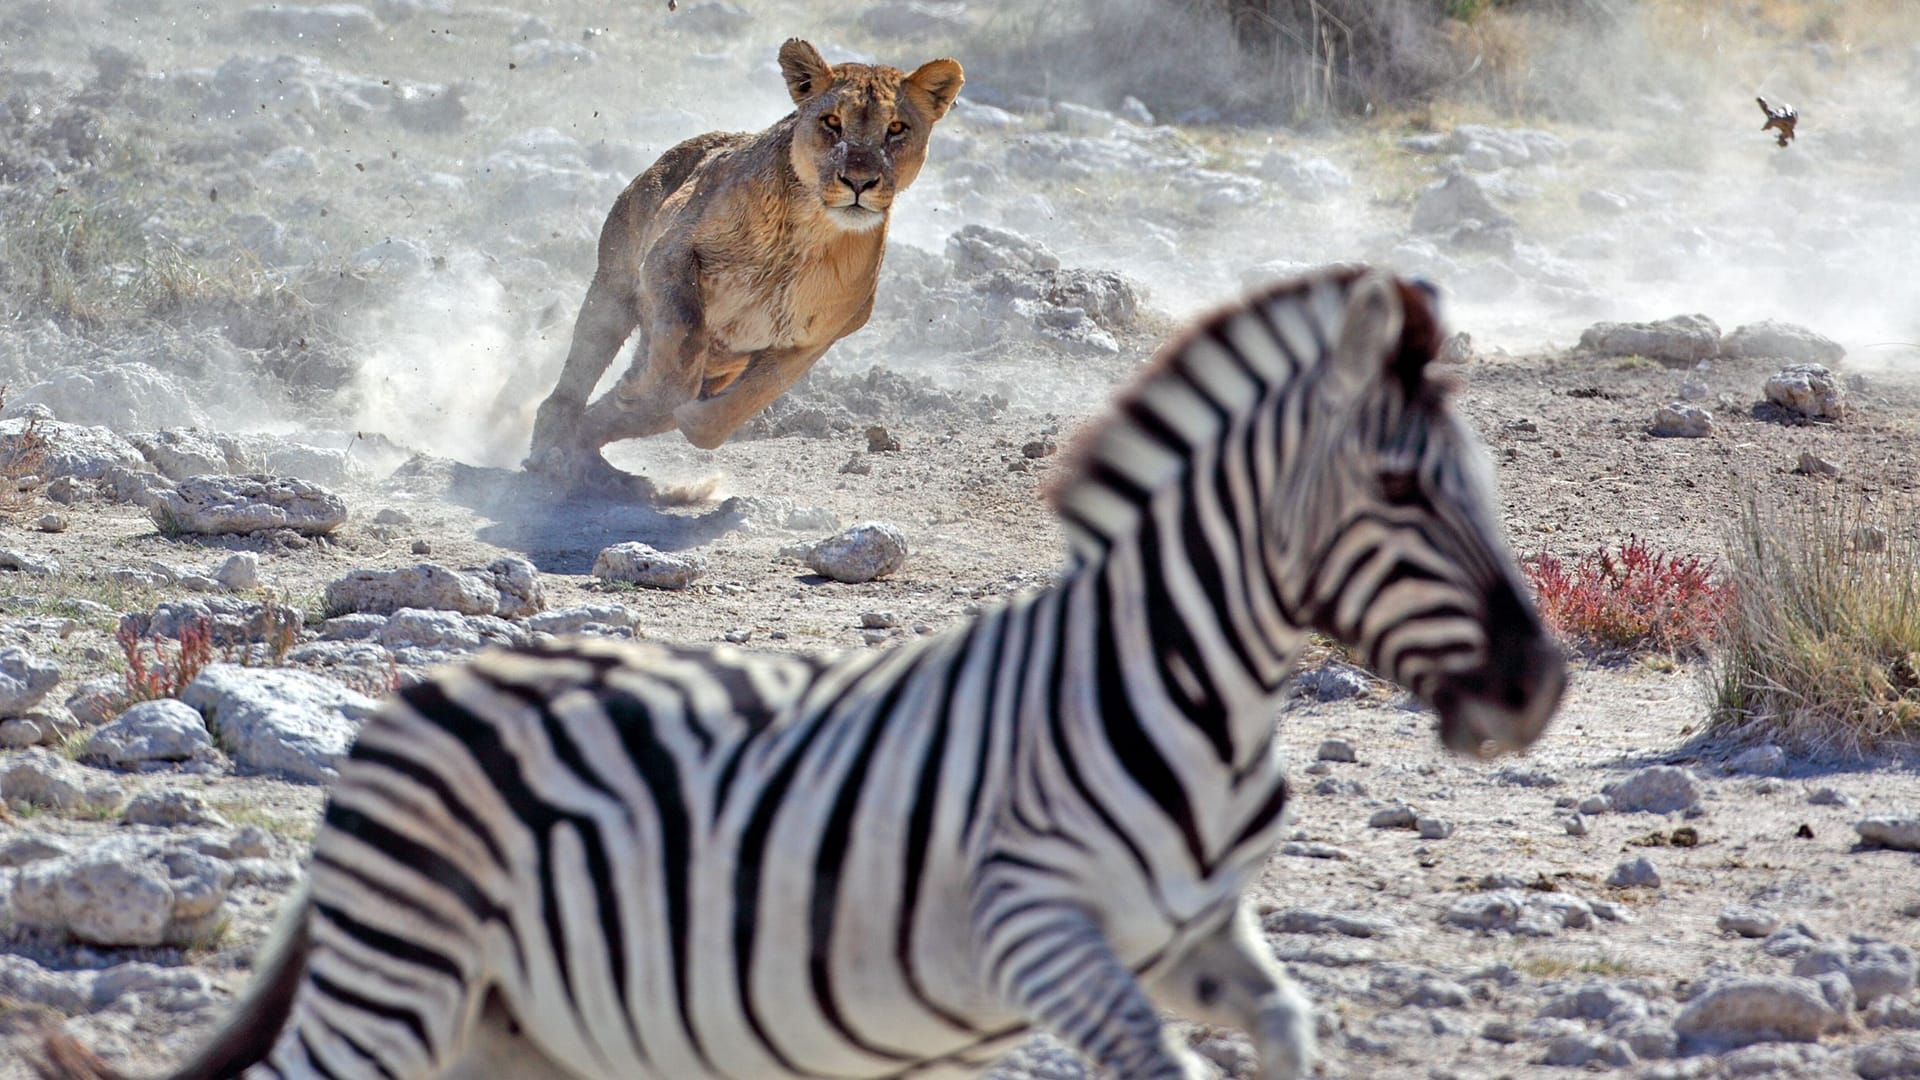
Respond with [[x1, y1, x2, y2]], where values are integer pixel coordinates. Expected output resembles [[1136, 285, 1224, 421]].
[[524, 39, 962, 494]]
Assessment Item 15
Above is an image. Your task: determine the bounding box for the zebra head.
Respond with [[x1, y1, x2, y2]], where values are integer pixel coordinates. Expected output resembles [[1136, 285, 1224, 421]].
[[1283, 270, 1565, 758]]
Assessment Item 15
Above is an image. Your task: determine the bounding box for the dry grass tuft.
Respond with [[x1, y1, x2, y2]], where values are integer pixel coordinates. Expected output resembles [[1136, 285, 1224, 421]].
[[1708, 491, 1920, 755]]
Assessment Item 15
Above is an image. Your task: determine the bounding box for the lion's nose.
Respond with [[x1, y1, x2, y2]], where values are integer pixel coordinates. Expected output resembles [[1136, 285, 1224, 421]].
[[840, 174, 880, 195]]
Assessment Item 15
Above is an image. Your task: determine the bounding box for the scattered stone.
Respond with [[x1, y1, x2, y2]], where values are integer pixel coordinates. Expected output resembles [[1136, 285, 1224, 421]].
[[412, 539, 432, 555], [1312, 776, 1368, 797], [1295, 666, 1370, 702], [1674, 976, 1840, 1048], [1866, 995, 1920, 1030], [946, 224, 1061, 277], [11, 835, 234, 947], [1856, 817, 1920, 851], [0, 749, 123, 815], [1542, 1031, 1633, 1068], [179, 664, 381, 783], [0, 647, 61, 713], [1808, 787, 1855, 808], [1763, 922, 1826, 959], [1410, 171, 1515, 234], [1579, 314, 1721, 366], [1719, 905, 1783, 938], [1855, 1035, 1920, 1080], [1727, 744, 1787, 776], [1263, 909, 1395, 938], [0, 549, 59, 576], [591, 542, 705, 590], [1579, 794, 1614, 815], [1607, 855, 1661, 888], [121, 596, 302, 647], [46, 475, 79, 504], [1493, 765, 1561, 788], [859, 611, 900, 629], [1603, 765, 1701, 814], [1564, 813, 1589, 836], [214, 552, 261, 592], [1368, 805, 1418, 829], [1278, 841, 1352, 860], [36, 513, 67, 533], [0, 416, 145, 480], [1651, 403, 1714, 438], [125, 429, 232, 480], [82, 700, 216, 768], [1764, 364, 1844, 420], [804, 522, 909, 583], [324, 557, 544, 618], [377, 608, 485, 651], [1417, 816, 1456, 840], [373, 507, 414, 526], [151, 475, 348, 536], [1316, 738, 1358, 762], [865, 425, 901, 453], [1021, 438, 1056, 459], [1794, 940, 1917, 1006], [525, 605, 639, 635], [123, 790, 228, 828], [1793, 452, 1840, 477], [1442, 891, 1594, 936], [0, 717, 48, 747], [1722, 320, 1845, 366]]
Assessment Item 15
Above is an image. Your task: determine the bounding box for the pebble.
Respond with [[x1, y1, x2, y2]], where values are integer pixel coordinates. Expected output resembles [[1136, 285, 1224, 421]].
[[1316, 738, 1357, 763]]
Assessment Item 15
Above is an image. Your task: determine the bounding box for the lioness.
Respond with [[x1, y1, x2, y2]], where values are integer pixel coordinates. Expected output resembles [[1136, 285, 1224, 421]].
[[524, 38, 963, 495]]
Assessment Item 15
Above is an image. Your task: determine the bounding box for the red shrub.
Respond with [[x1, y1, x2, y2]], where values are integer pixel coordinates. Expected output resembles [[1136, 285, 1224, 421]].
[[117, 617, 216, 703], [1524, 537, 1729, 656]]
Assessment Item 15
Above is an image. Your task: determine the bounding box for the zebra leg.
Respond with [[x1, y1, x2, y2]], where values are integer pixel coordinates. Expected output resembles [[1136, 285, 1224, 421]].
[[972, 891, 1205, 1080], [1148, 905, 1314, 1080]]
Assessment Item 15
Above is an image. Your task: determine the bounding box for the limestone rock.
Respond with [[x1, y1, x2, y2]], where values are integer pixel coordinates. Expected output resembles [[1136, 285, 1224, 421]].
[[591, 542, 705, 590], [151, 474, 347, 536], [179, 664, 381, 783]]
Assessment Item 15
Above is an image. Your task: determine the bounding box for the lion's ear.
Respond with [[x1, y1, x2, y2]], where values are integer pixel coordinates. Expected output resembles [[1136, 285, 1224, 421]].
[[778, 39, 834, 104], [905, 58, 964, 120]]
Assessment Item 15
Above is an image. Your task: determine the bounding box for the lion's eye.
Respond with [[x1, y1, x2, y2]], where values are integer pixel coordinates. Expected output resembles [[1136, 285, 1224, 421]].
[[886, 120, 908, 137], [821, 114, 842, 132]]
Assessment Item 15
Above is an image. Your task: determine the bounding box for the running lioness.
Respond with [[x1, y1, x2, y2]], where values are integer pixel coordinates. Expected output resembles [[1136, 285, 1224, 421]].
[[525, 39, 963, 495]]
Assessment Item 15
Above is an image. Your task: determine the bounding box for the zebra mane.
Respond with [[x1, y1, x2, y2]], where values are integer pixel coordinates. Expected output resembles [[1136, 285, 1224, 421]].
[[1046, 265, 1448, 527]]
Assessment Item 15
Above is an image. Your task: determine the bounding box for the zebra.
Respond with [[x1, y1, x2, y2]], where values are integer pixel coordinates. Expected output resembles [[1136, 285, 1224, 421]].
[[42, 266, 1566, 1080]]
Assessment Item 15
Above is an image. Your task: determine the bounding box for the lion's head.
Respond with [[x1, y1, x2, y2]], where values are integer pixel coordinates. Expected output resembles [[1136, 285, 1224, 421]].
[[777, 39, 963, 232]]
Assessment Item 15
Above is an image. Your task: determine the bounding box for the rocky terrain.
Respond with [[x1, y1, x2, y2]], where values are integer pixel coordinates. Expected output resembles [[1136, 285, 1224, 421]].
[[0, 1, 1917, 1078]]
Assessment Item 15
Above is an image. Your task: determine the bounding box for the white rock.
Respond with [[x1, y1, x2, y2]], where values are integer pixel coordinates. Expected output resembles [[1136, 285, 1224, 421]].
[[378, 608, 484, 650], [1651, 403, 1714, 438], [324, 558, 544, 618], [806, 522, 909, 584], [151, 474, 347, 536], [1317, 737, 1358, 762], [1580, 314, 1721, 365], [126, 429, 233, 479], [1607, 855, 1661, 888], [1855, 1035, 1920, 1080], [1718, 905, 1783, 938], [10, 835, 235, 946], [1857, 817, 1920, 851], [1764, 363, 1844, 420], [1723, 320, 1845, 365], [180, 664, 381, 783], [123, 789, 228, 828], [1674, 976, 1841, 1048], [1410, 171, 1515, 234], [0, 647, 58, 716], [591, 542, 705, 590], [1603, 765, 1701, 814], [214, 552, 261, 591], [83, 699, 216, 768], [946, 224, 1061, 277]]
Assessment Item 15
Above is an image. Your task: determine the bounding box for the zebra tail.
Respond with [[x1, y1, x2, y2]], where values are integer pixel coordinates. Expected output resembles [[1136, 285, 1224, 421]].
[[38, 887, 313, 1080]]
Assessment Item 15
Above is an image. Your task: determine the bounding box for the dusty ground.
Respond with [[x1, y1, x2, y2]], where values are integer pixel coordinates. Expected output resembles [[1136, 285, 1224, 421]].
[[1, 0, 1918, 1078]]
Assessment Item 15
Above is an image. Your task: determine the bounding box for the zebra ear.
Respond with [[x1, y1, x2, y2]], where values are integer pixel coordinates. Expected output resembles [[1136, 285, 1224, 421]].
[[1324, 271, 1406, 404]]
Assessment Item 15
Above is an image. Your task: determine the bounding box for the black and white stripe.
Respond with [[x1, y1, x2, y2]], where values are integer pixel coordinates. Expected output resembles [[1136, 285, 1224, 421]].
[[88, 267, 1564, 1080]]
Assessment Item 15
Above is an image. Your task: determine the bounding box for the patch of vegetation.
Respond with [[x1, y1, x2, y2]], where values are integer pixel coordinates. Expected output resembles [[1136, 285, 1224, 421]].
[[1708, 492, 1920, 754], [114, 616, 215, 704], [1525, 537, 1728, 657], [210, 800, 318, 845]]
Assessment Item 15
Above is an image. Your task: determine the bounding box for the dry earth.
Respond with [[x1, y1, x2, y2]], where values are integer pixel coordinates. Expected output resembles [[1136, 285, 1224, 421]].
[[1, 1, 1918, 1079]]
